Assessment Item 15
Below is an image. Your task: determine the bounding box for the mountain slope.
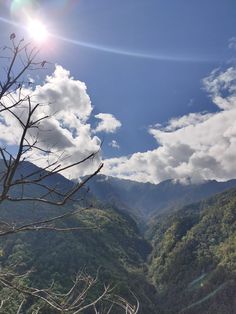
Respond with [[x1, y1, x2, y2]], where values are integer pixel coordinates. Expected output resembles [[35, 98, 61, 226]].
[[88, 175, 236, 223], [0, 206, 158, 313], [1, 160, 236, 313], [147, 188, 236, 314], [0, 160, 158, 313]]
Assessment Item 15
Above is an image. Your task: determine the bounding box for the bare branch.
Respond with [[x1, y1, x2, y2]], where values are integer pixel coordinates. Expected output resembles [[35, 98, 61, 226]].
[[16, 298, 25, 314], [0, 207, 97, 237], [0, 269, 139, 314], [0, 36, 140, 314]]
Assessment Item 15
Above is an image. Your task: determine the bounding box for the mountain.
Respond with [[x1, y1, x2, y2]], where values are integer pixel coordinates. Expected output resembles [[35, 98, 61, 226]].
[[1, 159, 236, 313], [87, 174, 236, 223], [0, 206, 158, 313], [0, 159, 98, 225], [0, 159, 79, 200], [147, 188, 236, 314], [0, 160, 158, 313], [3, 158, 236, 224]]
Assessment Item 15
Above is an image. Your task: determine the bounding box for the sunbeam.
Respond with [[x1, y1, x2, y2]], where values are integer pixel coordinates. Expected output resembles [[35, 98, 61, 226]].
[[0, 16, 24, 29], [54, 34, 215, 63], [0, 16, 219, 63]]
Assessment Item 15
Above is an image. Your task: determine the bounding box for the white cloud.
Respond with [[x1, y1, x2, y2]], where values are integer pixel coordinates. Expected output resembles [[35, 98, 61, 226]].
[[103, 66, 236, 184], [94, 113, 121, 133], [157, 112, 213, 132], [0, 65, 107, 178], [2, 63, 236, 184], [36, 65, 93, 122], [109, 140, 120, 149], [202, 67, 236, 110]]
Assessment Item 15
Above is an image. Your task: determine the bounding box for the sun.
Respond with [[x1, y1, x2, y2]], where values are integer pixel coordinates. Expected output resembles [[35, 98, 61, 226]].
[[27, 19, 49, 43]]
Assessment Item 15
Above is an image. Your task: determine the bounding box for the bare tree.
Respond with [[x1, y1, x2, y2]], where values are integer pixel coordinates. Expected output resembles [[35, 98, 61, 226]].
[[0, 35, 139, 313], [0, 269, 139, 313], [0, 34, 103, 234]]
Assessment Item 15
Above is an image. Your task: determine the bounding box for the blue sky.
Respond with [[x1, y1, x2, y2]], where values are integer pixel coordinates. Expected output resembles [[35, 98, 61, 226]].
[[52, 0, 235, 157], [1, 0, 236, 183], [48, 0, 235, 156]]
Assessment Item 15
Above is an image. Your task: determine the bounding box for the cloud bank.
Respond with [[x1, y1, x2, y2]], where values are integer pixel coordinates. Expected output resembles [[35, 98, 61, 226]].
[[2, 63, 236, 184], [0, 65, 121, 179], [103, 66, 236, 184]]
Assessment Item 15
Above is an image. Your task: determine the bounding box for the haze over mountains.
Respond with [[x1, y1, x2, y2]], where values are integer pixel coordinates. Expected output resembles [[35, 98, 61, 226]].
[[87, 174, 236, 223], [5, 159, 236, 224]]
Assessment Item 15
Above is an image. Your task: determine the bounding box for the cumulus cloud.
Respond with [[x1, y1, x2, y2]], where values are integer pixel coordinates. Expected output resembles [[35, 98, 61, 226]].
[[0, 65, 121, 179], [94, 113, 122, 133], [35, 65, 93, 122], [103, 65, 236, 184]]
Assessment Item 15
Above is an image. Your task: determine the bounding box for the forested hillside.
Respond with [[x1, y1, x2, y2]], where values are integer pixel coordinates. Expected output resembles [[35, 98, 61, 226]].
[[148, 189, 236, 314], [1, 161, 236, 313], [0, 205, 157, 313]]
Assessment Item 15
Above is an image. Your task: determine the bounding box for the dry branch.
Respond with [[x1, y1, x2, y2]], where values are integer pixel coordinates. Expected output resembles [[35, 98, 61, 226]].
[[0, 35, 139, 314]]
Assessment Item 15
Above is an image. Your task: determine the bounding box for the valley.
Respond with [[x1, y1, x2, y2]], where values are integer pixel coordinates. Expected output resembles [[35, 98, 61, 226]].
[[1, 162, 236, 313]]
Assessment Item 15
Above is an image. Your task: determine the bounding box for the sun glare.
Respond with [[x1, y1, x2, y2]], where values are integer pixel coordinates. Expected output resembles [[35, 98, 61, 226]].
[[27, 19, 49, 43]]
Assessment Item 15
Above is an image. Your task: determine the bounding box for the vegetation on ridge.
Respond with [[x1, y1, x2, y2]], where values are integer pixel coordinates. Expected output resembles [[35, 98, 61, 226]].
[[148, 188, 236, 314], [0, 204, 157, 313]]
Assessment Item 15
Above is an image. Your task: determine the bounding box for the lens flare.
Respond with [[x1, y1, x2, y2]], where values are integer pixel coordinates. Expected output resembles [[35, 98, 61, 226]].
[[0, 15, 220, 63], [10, 0, 37, 16]]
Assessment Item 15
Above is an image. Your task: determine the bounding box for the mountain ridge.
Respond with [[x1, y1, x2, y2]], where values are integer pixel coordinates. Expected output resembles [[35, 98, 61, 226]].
[[87, 174, 236, 224]]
